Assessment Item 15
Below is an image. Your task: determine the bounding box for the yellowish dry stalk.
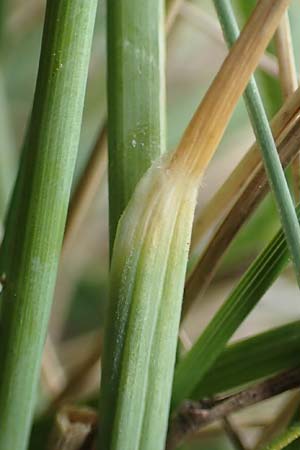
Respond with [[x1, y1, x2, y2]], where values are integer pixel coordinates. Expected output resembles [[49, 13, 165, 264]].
[[190, 86, 300, 256], [180, 1, 279, 78], [253, 392, 300, 450], [41, 337, 67, 397], [63, 124, 107, 253], [166, 0, 184, 33], [48, 406, 97, 450], [8, 0, 45, 35], [275, 12, 298, 98], [275, 11, 299, 202], [170, 0, 291, 180], [48, 336, 102, 412], [184, 113, 300, 316]]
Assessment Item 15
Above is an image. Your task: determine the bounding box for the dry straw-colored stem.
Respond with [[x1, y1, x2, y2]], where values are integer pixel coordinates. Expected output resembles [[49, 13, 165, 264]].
[[166, 0, 184, 33], [253, 391, 300, 450], [190, 87, 300, 252], [48, 406, 97, 450], [275, 12, 298, 98], [180, 1, 279, 78], [222, 417, 247, 450], [63, 124, 107, 253], [41, 337, 67, 397], [170, 0, 291, 179], [8, 0, 45, 36], [183, 113, 300, 316], [275, 11, 299, 202], [48, 336, 102, 412]]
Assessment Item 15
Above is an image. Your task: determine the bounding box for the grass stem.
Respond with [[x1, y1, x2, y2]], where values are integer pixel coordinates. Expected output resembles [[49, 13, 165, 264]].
[[0, 1, 97, 448]]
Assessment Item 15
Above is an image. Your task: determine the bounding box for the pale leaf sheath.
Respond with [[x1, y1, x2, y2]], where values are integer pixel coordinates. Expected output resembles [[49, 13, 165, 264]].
[[100, 159, 198, 450]]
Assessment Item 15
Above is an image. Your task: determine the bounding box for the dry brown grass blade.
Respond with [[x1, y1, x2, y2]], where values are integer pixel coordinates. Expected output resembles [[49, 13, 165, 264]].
[[171, 0, 291, 179], [275, 12, 298, 98], [253, 391, 300, 450], [48, 406, 97, 450], [62, 124, 107, 254], [275, 11, 300, 202], [222, 417, 247, 450], [166, 0, 184, 33], [180, 1, 279, 78], [8, 0, 46, 35], [190, 87, 300, 259], [183, 113, 300, 317], [41, 337, 67, 397], [48, 336, 102, 412]]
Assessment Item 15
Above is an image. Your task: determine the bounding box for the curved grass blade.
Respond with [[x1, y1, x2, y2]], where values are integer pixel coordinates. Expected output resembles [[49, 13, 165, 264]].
[[173, 204, 300, 408], [262, 425, 300, 450], [193, 320, 300, 399], [184, 117, 300, 316], [214, 0, 300, 285], [190, 87, 300, 259]]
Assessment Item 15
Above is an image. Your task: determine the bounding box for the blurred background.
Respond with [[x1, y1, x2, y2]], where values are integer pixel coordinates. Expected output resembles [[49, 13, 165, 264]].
[[2, 1, 300, 449]]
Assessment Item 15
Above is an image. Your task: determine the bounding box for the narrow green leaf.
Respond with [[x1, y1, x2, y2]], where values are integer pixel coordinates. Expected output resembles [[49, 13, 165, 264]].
[[0, 1, 97, 449], [214, 0, 300, 286], [193, 320, 300, 398], [107, 0, 166, 248], [172, 204, 300, 408], [262, 425, 300, 450], [282, 409, 300, 450], [234, 0, 282, 117]]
